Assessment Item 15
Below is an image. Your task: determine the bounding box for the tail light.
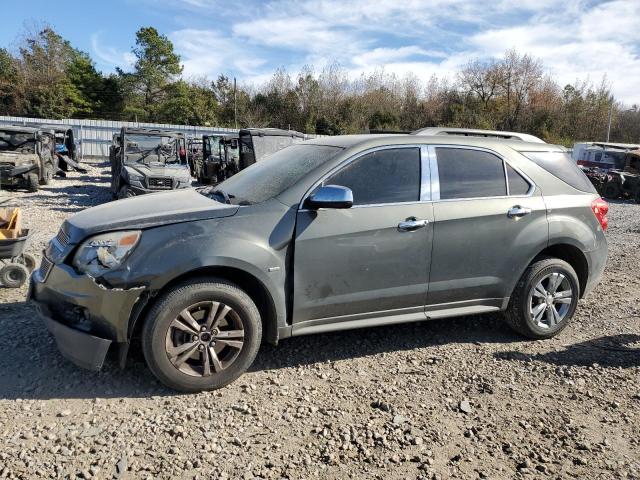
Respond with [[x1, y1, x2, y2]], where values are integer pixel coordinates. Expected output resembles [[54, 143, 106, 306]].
[[179, 147, 186, 157], [591, 197, 609, 231]]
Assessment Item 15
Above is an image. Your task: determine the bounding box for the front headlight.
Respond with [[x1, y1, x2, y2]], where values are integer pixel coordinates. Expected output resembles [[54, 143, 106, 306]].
[[73, 230, 141, 276], [126, 171, 144, 187]]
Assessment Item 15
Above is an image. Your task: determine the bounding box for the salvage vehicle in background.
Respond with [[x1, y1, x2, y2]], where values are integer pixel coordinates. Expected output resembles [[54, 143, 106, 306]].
[[599, 149, 640, 202], [109, 127, 192, 199], [238, 128, 305, 170], [574, 142, 638, 170], [37, 125, 85, 173], [187, 137, 204, 177], [32, 132, 608, 392], [0, 125, 56, 192], [195, 134, 240, 184]]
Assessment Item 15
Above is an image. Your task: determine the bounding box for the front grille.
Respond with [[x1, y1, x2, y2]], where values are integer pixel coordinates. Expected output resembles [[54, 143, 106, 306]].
[[148, 177, 173, 189], [55, 228, 70, 248], [38, 256, 54, 281], [0, 162, 12, 173]]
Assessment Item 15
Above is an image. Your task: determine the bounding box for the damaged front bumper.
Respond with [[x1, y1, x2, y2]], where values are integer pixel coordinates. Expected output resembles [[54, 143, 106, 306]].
[[30, 259, 146, 371], [0, 164, 37, 183]]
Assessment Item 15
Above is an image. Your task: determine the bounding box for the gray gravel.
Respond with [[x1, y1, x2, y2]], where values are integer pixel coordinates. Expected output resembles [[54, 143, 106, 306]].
[[0, 160, 639, 479]]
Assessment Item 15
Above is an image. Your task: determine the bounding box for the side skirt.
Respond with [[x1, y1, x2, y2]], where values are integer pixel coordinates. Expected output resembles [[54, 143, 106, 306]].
[[289, 299, 507, 337]]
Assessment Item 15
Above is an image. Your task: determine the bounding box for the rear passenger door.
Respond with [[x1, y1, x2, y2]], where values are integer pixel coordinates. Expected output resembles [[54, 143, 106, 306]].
[[426, 146, 548, 314]]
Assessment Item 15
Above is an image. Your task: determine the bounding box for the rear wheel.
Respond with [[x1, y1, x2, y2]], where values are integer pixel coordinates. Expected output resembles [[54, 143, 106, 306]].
[[504, 257, 579, 339], [634, 187, 640, 204], [142, 278, 262, 392], [26, 173, 39, 192], [0, 263, 30, 288]]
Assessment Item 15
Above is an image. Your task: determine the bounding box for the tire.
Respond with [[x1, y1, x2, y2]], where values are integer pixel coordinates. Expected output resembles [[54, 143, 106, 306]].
[[142, 278, 262, 392], [602, 182, 621, 199], [20, 253, 37, 273], [26, 173, 39, 192], [117, 185, 135, 199], [41, 163, 54, 185], [634, 187, 640, 204], [0, 263, 30, 288], [504, 257, 580, 339]]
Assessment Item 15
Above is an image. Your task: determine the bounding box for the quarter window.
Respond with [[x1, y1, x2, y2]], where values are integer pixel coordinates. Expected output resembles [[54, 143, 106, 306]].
[[506, 163, 530, 195], [436, 148, 506, 199], [326, 148, 420, 205]]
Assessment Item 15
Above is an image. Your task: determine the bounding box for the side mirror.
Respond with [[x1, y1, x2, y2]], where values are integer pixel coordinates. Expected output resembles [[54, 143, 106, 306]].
[[305, 185, 353, 209]]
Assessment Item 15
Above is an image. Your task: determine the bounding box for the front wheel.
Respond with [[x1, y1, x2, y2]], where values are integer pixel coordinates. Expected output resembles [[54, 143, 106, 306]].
[[117, 185, 135, 199], [41, 163, 54, 185], [142, 278, 262, 392], [504, 257, 580, 339], [26, 172, 39, 192]]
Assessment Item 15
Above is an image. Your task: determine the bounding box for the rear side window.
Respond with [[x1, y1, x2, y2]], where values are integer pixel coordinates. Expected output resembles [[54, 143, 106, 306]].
[[327, 148, 420, 205], [436, 148, 506, 199], [520, 151, 596, 193], [506, 163, 531, 195]]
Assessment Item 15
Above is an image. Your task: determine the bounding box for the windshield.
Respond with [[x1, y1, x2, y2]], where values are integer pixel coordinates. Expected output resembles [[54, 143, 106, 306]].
[[124, 134, 180, 164], [206, 136, 225, 160], [0, 131, 36, 153], [207, 144, 342, 204]]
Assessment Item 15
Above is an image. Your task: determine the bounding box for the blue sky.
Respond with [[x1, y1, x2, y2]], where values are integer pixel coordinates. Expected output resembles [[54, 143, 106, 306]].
[[2, 0, 640, 104]]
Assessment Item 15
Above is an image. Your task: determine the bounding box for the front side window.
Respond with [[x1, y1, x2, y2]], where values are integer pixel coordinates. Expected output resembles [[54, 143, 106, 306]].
[[326, 148, 421, 205], [436, 148, 506, 199]]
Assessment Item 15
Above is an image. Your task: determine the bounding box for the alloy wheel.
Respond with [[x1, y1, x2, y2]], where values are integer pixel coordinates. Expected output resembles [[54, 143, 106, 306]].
[[528, 272, 574, 329], [164, 301, 245, 377]]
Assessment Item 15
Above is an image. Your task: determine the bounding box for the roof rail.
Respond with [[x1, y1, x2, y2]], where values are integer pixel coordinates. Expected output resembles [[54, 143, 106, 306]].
[[411, 127, 546, 143]]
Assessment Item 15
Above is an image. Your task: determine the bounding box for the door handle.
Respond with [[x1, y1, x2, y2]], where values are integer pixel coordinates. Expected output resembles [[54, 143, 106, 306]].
[[507, 205, 532, 219], [398, 218, 429, 232]]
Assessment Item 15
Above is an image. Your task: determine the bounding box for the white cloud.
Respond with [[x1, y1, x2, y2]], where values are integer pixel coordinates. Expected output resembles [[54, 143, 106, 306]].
[[132, 0, 640, 104], [170, 29, 267, 78], [352, 46, 445, 67], [91, 33, 135, 70], [467, 0, 640, 104]]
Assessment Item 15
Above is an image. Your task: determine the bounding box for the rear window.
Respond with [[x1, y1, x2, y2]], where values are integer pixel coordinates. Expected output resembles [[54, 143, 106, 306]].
[[520, 151, 596, 193], [436, 148, 506, 199]]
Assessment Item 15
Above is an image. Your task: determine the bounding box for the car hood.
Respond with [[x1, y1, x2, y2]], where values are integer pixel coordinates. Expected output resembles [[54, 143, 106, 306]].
[[125, 162, 190, 178], [0, 152, 34, 163], [63, 188, 238, 241]]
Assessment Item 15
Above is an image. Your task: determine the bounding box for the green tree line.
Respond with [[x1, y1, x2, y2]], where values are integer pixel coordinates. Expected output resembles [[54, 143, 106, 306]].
[[0, 25, 638, 145]]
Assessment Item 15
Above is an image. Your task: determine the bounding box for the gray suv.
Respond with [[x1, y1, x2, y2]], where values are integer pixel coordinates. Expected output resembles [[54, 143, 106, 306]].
[[31, 134, 608, 392]]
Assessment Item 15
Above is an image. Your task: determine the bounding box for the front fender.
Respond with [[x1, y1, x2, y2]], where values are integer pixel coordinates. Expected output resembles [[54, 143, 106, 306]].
[[102, 202, 296, 334]]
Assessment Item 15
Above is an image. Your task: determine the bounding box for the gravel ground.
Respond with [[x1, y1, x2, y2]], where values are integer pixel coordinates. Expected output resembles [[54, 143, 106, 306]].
[[0, 159, 638, 479]]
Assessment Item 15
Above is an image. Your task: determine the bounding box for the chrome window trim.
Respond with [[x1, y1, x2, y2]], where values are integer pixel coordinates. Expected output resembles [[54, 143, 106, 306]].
[[298, 144, 431, 212], [427, 145, 440, 201], [430, 144, 536, 203], [419, 145, 431, 202]]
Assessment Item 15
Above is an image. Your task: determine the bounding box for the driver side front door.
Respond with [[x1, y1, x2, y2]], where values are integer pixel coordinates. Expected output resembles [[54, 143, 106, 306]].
[[291, 146, 433, 333]]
